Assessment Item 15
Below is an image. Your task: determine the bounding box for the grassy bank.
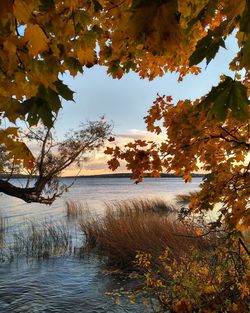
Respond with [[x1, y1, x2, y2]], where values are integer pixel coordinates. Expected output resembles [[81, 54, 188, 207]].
[[78, 198, 250, 312]]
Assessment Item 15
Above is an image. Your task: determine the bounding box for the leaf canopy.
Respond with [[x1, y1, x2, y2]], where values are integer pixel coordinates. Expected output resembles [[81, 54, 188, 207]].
[[0, 0, 249, 229]]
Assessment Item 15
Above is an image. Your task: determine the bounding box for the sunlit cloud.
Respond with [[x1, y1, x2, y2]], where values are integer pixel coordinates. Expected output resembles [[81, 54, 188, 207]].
[[62, 129, 166, 176]]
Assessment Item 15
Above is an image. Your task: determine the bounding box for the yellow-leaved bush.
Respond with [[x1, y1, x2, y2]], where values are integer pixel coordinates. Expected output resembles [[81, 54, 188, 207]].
[[134, 241, 250, 313]]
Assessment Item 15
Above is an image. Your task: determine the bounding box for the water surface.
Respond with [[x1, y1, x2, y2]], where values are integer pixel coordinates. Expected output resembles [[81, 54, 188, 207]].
[[0, 177, 202, 313]]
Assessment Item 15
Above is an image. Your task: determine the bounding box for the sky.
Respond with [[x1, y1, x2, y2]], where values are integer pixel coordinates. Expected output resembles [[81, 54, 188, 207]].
[[55, 36, 239, 176]]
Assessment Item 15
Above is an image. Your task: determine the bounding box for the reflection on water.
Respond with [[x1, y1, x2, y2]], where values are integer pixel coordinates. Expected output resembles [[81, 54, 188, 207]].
[[0, 177, 202, 312]]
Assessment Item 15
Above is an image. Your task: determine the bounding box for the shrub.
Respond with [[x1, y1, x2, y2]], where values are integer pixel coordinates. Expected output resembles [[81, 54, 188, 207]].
[[135, 239, 250, 313]]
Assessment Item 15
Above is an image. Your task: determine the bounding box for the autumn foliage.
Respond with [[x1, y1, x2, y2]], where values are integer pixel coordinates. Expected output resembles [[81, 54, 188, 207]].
[[0, 0, 249, 229], [103, 0, 250, 231], [106, 92, 250, 230], [135, 243, 250, 312]]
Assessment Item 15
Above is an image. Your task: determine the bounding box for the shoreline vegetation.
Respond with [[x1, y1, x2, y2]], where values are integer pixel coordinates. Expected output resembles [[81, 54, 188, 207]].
[[78, 198, 249, 312], [79, 199, 202, 267], [1, 197, 249, 312]]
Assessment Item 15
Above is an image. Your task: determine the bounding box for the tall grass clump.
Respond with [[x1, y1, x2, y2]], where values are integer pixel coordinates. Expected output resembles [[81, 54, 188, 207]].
[[0, 216, 12, 262], [175, 192, 199, 206], [0, 216, 5, 261], [65, 200, 88, 219], [0, 217, 5, 244], [80, 199, 207, 268], [0, 215, 7, 245], [105, 198, 176, 217], [12, 220, 72, 259]]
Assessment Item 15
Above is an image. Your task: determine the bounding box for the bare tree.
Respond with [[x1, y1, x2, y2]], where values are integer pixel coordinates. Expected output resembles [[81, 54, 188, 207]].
[[0, 119, 112, 204]]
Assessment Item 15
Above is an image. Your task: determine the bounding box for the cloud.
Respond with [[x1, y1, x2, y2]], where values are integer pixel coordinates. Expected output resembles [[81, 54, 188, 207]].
[[62, 128, 166, 176], [115, 128, 165, 143]]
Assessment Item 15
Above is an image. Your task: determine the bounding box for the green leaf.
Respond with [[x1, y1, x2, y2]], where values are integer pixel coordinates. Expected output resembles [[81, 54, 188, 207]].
[[131, 0, 148, 10], [229, 80, 250, 121], [240, 1, 250, 35], [39, 0, 55, 11], [92, 0, 103, 12], [37, 85, 61, 112], [199, 76, 250, 121], [65, 57, 83, 75], [0, 98, 27, 122], [239, 2, 250, 69], [24, 97, 54, 128], [189, 30, 226, 66], [131, 0, 169, 10], [240, 37, 250, 69], [46, 88, 61, 111], [53, 80, 75, 101]]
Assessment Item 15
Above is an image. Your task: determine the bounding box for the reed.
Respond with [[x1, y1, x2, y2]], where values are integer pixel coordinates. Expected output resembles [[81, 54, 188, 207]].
[[0, 215, 11, 262], [65, 200, 88, 219], [175, 192, 199, 206], [12, 220, 72, 259], [0, 215, 7, 245], [80, 199, 207, 268], [104, 198, 176, 217]]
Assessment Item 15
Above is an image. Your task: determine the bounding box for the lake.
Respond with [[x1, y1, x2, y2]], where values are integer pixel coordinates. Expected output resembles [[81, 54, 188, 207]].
[[0, 177, 202, 313]]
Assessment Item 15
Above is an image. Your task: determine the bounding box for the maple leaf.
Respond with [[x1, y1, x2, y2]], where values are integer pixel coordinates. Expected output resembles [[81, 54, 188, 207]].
[[13, 0, 35, 24], [108, 136, 115, 142], [189, 29, 226, 66], [199, 76, 250, 121], [24, 24, 50, 56], [104, 147, 114, 155]]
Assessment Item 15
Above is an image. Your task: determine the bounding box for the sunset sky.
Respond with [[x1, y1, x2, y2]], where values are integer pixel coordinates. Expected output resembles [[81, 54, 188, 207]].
[[56, 36, 238, 176]]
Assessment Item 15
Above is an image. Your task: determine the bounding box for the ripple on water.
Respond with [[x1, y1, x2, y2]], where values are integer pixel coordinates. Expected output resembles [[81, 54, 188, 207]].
[[0, 177, 202, 312], [0, 256, 152, 313]]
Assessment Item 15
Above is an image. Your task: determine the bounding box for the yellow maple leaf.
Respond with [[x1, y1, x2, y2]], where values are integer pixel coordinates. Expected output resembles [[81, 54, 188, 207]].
[[24, 24, 49, 56], [76, 46, 96, 65], [13, 0, 35, 24], [3, 39, 17, 55]]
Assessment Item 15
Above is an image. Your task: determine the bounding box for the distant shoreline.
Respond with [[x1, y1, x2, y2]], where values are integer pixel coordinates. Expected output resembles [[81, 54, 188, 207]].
[[0, 173, 204, 179]]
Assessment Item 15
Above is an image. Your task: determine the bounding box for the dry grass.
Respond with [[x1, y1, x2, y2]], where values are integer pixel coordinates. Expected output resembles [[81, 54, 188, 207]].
[[175, 192, 199, 206], [80, 199, 207, 268], [0, 217, 4, 243], [105, 198, 176, 217], [0, 215, 7, 245], [12, 220, 73, 259], [65, 200, 88, 219]]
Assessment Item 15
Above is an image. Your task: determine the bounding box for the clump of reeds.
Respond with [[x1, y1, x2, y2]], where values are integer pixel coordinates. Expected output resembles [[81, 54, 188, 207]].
[[0, 216, 12, 262], [175, 192, 198, 206], [0, 215, 7, 245], [12, 220, 72, 259], [65, 200, 88, 219], [80, 199, 207, 268], [105, 198, 176, 217], [0, 217, 4, 243]]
